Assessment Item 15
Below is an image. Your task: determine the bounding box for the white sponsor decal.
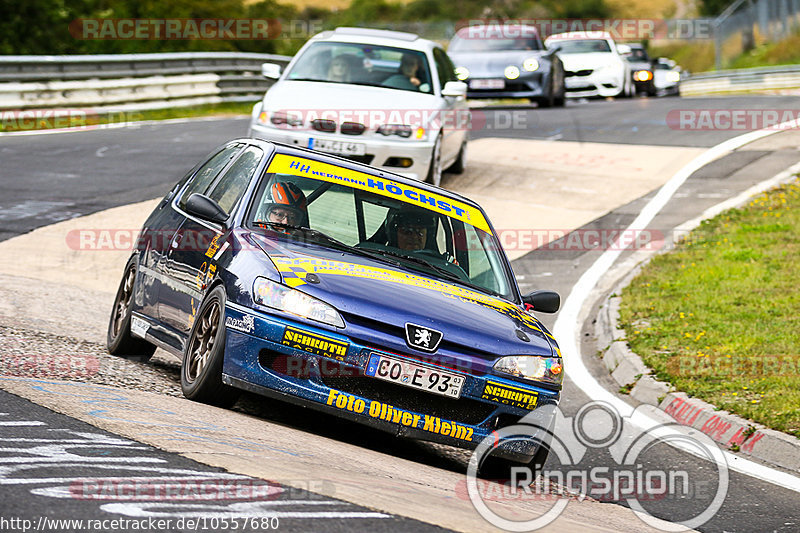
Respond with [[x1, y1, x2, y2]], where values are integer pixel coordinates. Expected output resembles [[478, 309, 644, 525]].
[[130, 316, 149, 338], [225, 315, 254, 334]]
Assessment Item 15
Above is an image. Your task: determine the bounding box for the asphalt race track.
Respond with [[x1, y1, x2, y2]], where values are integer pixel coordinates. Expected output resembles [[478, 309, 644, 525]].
[[1, 94, 800, 532]]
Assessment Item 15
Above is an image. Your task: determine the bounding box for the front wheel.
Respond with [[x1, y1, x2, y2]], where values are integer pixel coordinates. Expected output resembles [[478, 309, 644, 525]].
[[107, 258, 156, 361], [426, 135, 443, 187], [181, 285, 240, 408], [446, 139, 467, 174]]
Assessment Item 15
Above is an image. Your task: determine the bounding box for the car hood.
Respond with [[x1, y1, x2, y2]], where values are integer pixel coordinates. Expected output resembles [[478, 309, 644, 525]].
[[448, 50, 547, 76], [262, 80, 441, 127], [559, 53, 621, 71], [250, 233, 554, 357]]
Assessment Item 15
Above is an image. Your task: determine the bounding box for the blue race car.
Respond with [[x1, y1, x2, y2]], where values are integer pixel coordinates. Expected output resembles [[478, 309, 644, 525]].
[[107, 139, 563, 473]]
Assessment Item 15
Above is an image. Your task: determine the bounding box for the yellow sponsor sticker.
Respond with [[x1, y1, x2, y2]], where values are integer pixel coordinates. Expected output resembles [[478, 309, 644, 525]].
[[325, 389, 473, 441], [267, 153, 491, 234], [281, 326, 349, 361], [482, 381, 539, 410], [273, 256, 542, 331]]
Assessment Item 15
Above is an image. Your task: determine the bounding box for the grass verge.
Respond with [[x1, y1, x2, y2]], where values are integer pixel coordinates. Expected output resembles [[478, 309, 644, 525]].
[[618, 179, 800, 438], [0, 101, 257, 133]]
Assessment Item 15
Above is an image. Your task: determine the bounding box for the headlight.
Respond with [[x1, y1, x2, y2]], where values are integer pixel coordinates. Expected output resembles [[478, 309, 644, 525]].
[[376, 124, 412, 138], [665, 71, 681, 83], [634, 70, 653, 82], [494, 355, 563, 385], [261, 111, 303, 128], [504, 65, 520, 80], [523, 58, 539, 72], [253, 277, 344, 328], [455, 66, 470, 80]]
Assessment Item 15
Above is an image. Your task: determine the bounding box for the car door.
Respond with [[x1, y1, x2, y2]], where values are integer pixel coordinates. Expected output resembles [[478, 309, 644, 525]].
[[432, 47, 468, 165], [160, 144, 264, 342], [155, 143, 244, 343]]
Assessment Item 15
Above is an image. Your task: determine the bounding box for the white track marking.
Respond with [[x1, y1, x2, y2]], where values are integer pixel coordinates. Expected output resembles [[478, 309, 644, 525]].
[[553, 121, 800, 493]]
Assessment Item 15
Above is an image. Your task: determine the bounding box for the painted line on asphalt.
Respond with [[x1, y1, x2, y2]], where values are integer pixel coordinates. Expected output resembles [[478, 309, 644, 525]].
[[553, 122, 800, 493]]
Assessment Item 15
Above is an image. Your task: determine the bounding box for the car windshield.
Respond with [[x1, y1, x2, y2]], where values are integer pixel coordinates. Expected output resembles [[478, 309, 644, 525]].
[[249, 153, 516, 301], [285, 41, 433, 94], [449, 32, 541, 52], [551, 39, 612, 54]]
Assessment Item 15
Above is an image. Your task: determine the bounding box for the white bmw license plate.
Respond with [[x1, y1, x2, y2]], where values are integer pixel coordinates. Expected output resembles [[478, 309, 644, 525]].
[[310, 138, 366, 156], [470, 79, 505, 90], [366, 353, 464, 398]]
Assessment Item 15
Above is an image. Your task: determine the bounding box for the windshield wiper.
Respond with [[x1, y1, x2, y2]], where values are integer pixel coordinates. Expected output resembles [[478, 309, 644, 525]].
[[254, 222, 406, 267]]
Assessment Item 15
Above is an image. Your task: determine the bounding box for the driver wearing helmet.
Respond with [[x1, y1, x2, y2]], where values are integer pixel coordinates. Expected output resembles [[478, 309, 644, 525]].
[[386, 207, 438, 251], [264, 181, 308, 227]]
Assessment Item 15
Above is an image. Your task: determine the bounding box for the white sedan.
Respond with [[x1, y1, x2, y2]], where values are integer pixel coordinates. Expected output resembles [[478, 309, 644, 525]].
[[248, 27, 470, 186], [544, 31, 633, 99]]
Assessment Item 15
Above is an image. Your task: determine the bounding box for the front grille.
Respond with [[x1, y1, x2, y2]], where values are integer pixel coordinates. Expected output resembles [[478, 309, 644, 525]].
[[565, 69, 593, 77], [340, 122, 366, 135], [321, 373, 496, 426], [311, 119, 336, 133]]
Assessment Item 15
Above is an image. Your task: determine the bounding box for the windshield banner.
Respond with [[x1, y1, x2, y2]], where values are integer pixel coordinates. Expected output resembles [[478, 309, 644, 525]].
[[267, 153, 492, 234]]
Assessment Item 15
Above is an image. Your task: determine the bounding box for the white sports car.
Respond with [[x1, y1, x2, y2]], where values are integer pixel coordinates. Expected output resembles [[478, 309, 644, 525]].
[[248, 27, 470, 186], [544, 31, 633, 99]]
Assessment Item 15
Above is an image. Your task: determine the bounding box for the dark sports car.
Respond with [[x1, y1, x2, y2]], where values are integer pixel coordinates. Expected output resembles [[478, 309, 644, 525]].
[[448, 24, 565, 107], [107, 139, 563, 473]]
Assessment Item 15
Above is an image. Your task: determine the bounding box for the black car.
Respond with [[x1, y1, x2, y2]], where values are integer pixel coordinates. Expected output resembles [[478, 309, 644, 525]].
[[620, 43, 656, 96], [448, 24, 565, 107]]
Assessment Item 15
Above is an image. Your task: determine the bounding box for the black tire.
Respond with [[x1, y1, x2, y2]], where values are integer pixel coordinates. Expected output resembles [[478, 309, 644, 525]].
[[425, 135, 443, 187], [554, 80, 566, 107], [446, 139, 467, 174], [536, 74, 555, 108], [478, 440, 551, 481], [107, 258, 156, 361], [181, 285, 240, 408]]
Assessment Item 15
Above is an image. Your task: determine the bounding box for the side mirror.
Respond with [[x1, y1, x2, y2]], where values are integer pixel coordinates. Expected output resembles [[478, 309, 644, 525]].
[[185, 193, 228, 224], [442, 81, 468, 97], [261, 63, 282, 79], [522, 290, 561, 313], [616, 44, 631, 55]]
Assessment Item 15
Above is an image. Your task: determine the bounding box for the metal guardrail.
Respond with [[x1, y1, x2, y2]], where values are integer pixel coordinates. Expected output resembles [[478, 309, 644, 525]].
[[680, 64, 800, 96], [0, 52, 293, 111]]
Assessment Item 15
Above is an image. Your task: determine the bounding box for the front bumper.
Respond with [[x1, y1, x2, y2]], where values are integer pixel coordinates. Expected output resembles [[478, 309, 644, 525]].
[[565, 69, 625, 98], [222, 303, 560, 462], [464, 74, 547, 100], [249, 121, 434, 182]]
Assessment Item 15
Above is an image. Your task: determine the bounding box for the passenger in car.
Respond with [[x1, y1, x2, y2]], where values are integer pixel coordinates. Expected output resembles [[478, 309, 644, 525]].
[[387, 208, 437, 251], [382, 53, 422, 91], [328, 55, 351, 83], [263, 181, 309, 227]]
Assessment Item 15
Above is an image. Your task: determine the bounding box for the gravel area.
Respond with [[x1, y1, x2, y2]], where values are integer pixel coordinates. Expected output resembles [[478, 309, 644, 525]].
[[0, 320, 183, 396]]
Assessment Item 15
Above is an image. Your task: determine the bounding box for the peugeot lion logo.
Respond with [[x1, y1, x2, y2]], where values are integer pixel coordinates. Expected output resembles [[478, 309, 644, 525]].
[[405, 323, 443, 352]]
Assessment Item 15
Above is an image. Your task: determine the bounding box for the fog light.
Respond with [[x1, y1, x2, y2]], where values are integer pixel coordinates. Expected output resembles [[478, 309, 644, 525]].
[[384, 157, 413, 168], [504, 66, 520, 80]]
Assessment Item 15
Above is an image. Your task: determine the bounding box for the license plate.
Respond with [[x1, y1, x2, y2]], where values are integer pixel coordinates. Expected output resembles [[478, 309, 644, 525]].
[[309, 138, 366, 156], [366, 353, 464, 399], [470, 79, 505, 90]]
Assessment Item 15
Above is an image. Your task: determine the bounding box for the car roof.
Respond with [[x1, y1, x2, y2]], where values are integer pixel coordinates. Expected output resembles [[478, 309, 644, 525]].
[[308, 26, 438, 52], [454, 24, 541, 36], [242, 138, 482, 209], [545, 31, 615, 42]]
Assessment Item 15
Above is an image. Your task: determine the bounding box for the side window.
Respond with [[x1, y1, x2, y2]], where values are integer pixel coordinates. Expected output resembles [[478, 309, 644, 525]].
[[433, 48, 457, 90], [207, 146, 264, 214], [178, 145, 242, 210]]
